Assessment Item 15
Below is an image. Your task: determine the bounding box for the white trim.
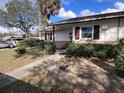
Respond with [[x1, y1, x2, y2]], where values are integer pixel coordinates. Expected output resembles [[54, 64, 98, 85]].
[[72, 27, 75, 41]]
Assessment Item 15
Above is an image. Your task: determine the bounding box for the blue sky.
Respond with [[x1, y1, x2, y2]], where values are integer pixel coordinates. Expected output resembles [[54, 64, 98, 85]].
[[1, 0, 124, 33], [1, 0, 124, 23], [51, 0, 124, 22]]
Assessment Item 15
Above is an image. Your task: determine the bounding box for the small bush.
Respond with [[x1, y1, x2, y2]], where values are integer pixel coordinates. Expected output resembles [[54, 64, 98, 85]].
[[115, 38, 124, 77], [15, 47, 27, 55], [17, 38, 44, 48], [45, 42, 56, 54]]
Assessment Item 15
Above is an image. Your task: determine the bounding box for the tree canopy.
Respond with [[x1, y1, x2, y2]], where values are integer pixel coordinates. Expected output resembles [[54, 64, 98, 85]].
[[0, 0, 61, 37]]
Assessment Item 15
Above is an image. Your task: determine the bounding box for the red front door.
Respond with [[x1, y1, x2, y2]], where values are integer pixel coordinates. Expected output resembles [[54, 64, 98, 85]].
[[75, 27, 80, 40]]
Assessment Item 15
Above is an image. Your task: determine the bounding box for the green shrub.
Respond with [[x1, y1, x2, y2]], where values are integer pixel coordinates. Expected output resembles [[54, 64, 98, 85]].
[[45, 42, 56, 54], [115, 38, 124, 77], [65, 43, 87, 56], [66, 43, 94, 57], [37, 40, 45, 49], [83, 44, 95, 57], [17, 38, 44, 48], [115, 51, 124, 77], [15, 47, 27, 55], [94, 50, 108, 58], [118, 38, 124, 45], [65, 43, 115, 58], [65, 43, 81, 56], [93, 44, 115, 58]]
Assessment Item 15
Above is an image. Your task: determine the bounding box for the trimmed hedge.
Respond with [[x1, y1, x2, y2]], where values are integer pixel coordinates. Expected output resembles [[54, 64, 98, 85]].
[[115, 38, 124, 77], [17, 39, 56, 55], [17, 38, 45, 48], [45, 42, 56, 54], [65, 43, 115, 58]]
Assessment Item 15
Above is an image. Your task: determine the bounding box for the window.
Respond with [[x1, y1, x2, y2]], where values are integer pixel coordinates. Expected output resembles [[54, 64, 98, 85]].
[[75, 27, 80, 40], [82, 26, 92, 38], [45, 33, 53, 40]]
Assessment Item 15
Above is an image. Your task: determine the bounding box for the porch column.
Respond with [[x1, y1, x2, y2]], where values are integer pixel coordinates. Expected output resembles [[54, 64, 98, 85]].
[[79, 27, 82, 39], [117, 18, 121, 41], [53, 25, 55, 42]]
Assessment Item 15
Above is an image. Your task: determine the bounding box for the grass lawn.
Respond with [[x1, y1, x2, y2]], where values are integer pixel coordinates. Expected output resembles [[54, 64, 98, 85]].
[[1, 55, 124, 93], [0, 48, 48, 72]]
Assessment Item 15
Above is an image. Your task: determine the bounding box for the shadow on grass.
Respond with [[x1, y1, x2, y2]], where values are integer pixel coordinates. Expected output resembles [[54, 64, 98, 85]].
[[1, 56, 124, 93], [27, 56, 124, 93], [90, 58, 124, 92], [0, 73, 44, 93]]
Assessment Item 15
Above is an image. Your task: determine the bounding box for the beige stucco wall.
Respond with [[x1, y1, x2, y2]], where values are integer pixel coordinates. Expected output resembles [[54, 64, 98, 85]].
[[119, 18, 124, 39], [46, 18, 124, 48], [55, 30, 71, 41], [72, 19, 120, 42]]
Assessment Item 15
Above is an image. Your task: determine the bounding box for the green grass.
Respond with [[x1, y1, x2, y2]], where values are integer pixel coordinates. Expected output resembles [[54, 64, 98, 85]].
[[0, 48, 48, 72]]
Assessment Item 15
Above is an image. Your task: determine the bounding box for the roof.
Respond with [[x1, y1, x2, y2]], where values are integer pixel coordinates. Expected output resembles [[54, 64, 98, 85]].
[[51, 11, 124, 26]]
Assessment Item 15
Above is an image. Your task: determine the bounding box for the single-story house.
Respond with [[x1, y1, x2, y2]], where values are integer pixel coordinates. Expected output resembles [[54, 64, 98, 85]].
[[43, 11, 124, 48]]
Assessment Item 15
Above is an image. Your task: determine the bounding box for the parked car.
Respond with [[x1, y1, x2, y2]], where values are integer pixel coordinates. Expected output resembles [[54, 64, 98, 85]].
[[5, 38, 23, 48], [0, 38, 23, 49], [0, 40, 10, 48]]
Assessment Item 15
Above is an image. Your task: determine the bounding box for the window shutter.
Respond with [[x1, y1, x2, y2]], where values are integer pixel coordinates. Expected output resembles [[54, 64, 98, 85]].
[[94, 25, 100, 39], [50, 33, 52, 40], [45, 33, 47, 40]]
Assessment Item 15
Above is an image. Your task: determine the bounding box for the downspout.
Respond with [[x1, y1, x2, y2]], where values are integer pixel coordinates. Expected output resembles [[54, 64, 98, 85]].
[[117, 18, 121, 42]]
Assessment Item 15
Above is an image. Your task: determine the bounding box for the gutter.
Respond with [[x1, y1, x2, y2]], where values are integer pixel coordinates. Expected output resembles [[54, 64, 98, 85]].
[[49, 16, 124, 26]]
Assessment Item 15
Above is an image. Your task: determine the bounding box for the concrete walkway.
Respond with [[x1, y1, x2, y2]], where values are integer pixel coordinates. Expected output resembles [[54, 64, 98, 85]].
[[0, 54, 64, 89]]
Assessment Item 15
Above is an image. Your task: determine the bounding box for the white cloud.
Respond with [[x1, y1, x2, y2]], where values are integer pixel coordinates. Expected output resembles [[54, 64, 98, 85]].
[[0, 26, 19, 34], [101, 2, 124, 13], [0, 26, 9, 33], [80, 9, 96, 16], [114, 1, 124, 10], [101, 8, 119, 13], [57, 7, 76, 19], [79, 1, 124, 16]]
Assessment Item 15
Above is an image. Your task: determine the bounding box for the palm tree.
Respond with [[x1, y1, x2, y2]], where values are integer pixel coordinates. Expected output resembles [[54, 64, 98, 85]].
[[37, 0, 60, 40], [37, 0, 60, 24]]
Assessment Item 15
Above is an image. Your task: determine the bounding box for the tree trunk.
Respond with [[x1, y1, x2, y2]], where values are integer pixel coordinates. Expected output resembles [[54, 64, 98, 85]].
[[25, 29, 31, 38]]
